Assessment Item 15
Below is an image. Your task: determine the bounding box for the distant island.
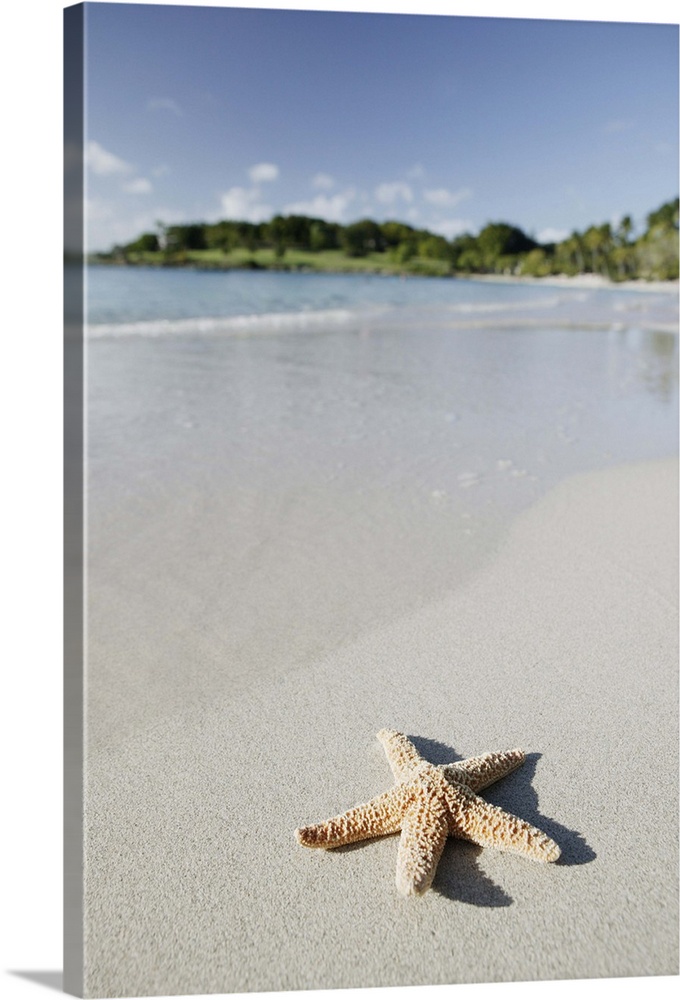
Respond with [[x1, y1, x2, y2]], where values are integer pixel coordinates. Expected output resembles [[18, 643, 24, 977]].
[[91, 196, 679, 282]]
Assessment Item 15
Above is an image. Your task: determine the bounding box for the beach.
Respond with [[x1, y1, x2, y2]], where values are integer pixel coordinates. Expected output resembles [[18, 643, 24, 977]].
[[83, 275, 678, 995]]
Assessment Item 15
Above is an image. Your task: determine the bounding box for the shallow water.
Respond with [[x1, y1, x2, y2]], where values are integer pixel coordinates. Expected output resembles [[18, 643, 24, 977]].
[[85, 263, 678, 333], [85, 280, 678, 750]]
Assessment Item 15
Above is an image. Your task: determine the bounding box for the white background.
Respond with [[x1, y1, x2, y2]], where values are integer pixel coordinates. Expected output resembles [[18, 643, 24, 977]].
[[0, 2, 677, 999]]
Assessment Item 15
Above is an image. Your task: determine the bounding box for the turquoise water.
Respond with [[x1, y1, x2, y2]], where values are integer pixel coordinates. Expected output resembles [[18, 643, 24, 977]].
[[86, 263, 678, 515], [85, 264, 678, 335], [86, 260, 678, 549]]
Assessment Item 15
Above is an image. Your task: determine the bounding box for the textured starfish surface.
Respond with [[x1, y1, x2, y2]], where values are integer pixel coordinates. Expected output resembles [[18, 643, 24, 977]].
[[296, 729, 561, 895]]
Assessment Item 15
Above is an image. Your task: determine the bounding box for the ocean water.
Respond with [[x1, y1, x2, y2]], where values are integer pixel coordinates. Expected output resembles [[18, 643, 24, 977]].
[[85, 263, 678, 335], [85, 264, 678, 544]]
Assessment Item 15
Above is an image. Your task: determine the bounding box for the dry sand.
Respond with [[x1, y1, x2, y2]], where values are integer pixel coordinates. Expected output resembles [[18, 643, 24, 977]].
[[84, 456, 678, 996]]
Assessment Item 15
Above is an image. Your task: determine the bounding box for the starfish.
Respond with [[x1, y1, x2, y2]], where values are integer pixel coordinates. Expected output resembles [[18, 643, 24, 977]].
[[295, 729, 560, 895]]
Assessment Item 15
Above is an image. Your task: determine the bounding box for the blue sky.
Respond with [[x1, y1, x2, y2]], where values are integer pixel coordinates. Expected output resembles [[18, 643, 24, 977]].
[[83, 3, 679, 250]]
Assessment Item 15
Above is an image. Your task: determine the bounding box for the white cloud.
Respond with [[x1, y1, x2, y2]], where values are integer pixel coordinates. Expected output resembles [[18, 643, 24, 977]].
[[375, 182, 413, 205], [85, 197, 114, 222], [312, 172, 335, 190], [283, 189, 356, 223], [430, 218, 473, 240], [220, 186, 271, 222], [148, 98, 183, 116], [248, 162, 279, 184], [537, 226, 569, 244], [406, 164, 425, 180], [123, 177, 153, 195], [86, 140, 133, 176], [152, 164, 170, 177], [423, 187, 472, 208]]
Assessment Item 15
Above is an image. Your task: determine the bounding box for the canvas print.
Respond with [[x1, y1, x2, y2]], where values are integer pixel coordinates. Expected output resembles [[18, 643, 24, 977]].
[[64, 2, 679, 996]]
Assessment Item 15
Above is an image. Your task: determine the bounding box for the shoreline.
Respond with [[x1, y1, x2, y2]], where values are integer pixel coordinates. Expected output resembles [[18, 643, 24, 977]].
[[85, 310, 677, 756], [461, 271, 680, 294], [85, 257, 680, 294]]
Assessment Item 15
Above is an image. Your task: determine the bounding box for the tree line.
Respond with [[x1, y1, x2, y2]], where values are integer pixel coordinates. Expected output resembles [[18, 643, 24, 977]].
[[102, 196, 679, 281]]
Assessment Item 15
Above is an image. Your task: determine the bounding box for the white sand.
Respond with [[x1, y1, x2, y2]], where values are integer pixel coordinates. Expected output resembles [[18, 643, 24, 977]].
[[84, 456, 678, 996], [470, 273, 680, 295]]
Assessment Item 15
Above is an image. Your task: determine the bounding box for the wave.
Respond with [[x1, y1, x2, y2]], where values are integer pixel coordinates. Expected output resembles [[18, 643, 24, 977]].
[[86, 293, 678, 340], [87, 296, 577, 338], [87, 306, 384, 339]]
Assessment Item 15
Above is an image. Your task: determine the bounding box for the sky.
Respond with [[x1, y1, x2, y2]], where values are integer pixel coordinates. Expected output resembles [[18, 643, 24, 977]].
[[81, 2, 679, 250]]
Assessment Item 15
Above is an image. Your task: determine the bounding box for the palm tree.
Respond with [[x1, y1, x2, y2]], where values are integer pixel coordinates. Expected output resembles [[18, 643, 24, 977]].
[[561, 231, 585, 273], [616, 215, 633, 246]]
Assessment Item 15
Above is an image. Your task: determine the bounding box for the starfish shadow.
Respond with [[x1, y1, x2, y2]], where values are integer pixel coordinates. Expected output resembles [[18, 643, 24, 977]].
[[409, 734, 466, 766], [409, 736, 596, 869], [335, 835, 512, 905], [433, 841, 514, 905], [484, 752, 596, 867]]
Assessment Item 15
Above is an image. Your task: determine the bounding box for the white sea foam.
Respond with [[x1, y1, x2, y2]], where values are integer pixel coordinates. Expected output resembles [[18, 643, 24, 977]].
[[87, 306, 378, 339]]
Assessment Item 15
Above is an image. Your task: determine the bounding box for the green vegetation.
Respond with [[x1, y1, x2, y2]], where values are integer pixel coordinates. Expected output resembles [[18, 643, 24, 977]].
[[92, 197, 679, 282]]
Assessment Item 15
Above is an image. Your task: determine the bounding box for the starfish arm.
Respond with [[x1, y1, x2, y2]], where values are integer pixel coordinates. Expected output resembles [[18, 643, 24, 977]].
[[445, 784, 561, 863], [444, 749, 526, 792], [395, 800, 449, 896], [377, 729, 425, 782], [296, 787, 408, 849]]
